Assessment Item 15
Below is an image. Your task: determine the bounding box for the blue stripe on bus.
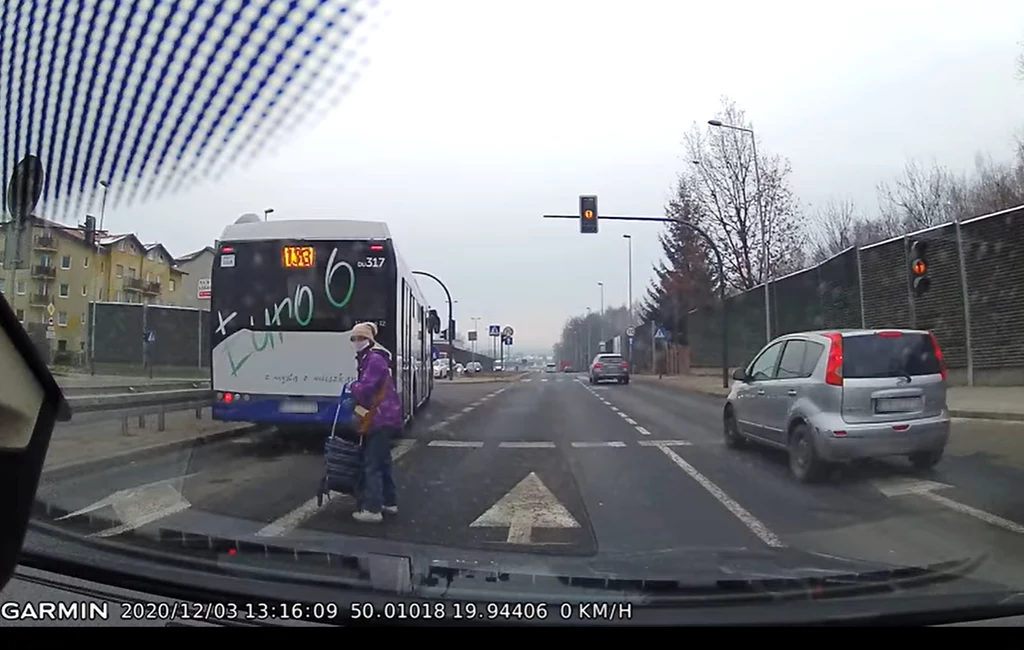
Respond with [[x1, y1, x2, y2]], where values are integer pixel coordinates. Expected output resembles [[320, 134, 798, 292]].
[[213, 396, 342, 425]]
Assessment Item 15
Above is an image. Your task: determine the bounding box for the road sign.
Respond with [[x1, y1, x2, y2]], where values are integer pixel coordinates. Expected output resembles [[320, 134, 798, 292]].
[[197, 278, 211, 299], [625, 326, 635, 337], [470, 472, 580, 544], [502, 325, 513, 337], [468, 330, 477, 342], [502, 335, 513, 346], [47, 317, 53, 326], [628, 336, 634, 346], [46, 303, 55, 316], [654, 327, 667, 340], [488, 324, 500, 337]]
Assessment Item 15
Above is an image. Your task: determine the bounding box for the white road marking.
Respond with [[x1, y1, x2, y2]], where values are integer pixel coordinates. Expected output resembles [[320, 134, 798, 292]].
[[462, 407, 474, 413], [624, 417, 638, 426], [428, 440, 484, 448], [470, 472, 579, 544], [472, 401, 484, 406], [872, 477, 1024, 536], [521, 378, 532, 383], [638, 440, 692, 447], [610, 406, 620, 412], [657, 445, 784, 547], [256, 442, 415, 537], [541, 378, 549, 383], [571, 441, 627, 448], [499, 441, 556, 448], [635, 426, 652, 436], [578, 379, 664, 440]]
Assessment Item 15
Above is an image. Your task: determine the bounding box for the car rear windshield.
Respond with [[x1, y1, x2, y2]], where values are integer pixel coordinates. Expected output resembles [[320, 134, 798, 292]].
[[842, 333, 941, 378], [598, 356, 625, 364]]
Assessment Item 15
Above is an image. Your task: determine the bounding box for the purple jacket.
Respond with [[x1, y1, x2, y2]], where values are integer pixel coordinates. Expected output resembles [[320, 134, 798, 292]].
[[350, 347, 403, 431]]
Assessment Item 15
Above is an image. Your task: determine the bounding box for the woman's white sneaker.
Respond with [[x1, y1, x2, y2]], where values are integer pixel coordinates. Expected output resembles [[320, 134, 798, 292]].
[[352, 510, 383, 523]]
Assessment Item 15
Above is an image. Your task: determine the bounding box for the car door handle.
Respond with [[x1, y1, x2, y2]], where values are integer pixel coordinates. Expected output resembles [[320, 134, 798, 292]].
[[786, 390, 797, 396]]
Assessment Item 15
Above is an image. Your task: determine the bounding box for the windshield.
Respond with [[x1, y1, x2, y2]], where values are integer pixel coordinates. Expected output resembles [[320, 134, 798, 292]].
[[13, 0, 1024, 627]]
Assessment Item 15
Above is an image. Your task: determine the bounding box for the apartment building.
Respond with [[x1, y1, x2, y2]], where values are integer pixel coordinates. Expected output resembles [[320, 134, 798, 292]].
[[0, 216, 187, 361], [173, 246, 215, 310]]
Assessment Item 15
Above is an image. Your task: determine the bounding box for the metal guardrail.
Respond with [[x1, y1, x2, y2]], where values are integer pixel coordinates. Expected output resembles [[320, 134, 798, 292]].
[[61, 380, 210, 397], [67, 388, 212, 414], [113, 398, 213, 436]]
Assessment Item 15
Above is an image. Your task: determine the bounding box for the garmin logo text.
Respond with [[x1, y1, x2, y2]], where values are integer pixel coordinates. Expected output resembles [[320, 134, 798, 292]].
[[1, 600, 108, 621]]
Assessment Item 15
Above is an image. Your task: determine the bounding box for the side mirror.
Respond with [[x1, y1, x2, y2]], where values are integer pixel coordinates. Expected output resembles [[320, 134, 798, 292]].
[[0, 290, 71, 591], [732, 368, 748, 382]]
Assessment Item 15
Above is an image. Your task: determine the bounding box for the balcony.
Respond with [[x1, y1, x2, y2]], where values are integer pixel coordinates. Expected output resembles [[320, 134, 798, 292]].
[[30, 264, 56, 280], [34, 235, 57, 251], [124, 277, 144, 292], [143, 281, 161, 295], [29, 293, 51, 306]]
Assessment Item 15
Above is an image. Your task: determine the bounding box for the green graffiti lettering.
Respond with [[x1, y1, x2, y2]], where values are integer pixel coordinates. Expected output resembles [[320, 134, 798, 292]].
[[251, 331, 275, 351], [226, 340, 255, 376], [295, 285, 314, 326], [325, 247, 355, 308]]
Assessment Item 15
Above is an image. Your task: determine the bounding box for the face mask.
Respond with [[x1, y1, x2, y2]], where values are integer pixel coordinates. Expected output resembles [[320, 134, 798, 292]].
[[353, 339, 371, 352]]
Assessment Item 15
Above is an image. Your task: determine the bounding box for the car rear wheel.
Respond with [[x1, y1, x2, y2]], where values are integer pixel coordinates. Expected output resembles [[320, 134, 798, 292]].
[[788, 422, 828, 483], [909, 448, 944, 470], [723, 408, 744, 449]]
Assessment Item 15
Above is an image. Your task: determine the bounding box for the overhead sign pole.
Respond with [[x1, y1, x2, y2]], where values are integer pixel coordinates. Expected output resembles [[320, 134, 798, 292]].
[[545, 208, 729, 388]]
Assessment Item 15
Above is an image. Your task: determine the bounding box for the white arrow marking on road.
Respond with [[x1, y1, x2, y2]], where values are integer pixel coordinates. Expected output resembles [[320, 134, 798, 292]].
[[872, 477, 1024, 535], [57, 473, 197, 538], [470, 472, 580, 544]]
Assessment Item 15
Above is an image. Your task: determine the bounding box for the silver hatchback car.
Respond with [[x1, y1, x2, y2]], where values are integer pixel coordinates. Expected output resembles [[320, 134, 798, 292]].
[[723, 329, 950, 483]]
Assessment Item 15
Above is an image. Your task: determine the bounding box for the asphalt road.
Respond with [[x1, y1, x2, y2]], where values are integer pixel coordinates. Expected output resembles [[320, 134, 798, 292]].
[[32, 372, 1024, 587]]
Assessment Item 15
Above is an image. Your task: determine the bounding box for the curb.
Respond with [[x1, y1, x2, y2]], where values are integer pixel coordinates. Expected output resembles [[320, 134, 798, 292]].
[[635, 376, 1024, 423], [42, 423, 266, 482], [633, 375, 729, 399], [949, 409, 1024, 422]]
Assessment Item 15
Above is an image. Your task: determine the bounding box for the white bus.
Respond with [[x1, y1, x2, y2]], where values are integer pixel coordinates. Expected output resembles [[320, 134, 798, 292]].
[[209, 216, 436, 429]]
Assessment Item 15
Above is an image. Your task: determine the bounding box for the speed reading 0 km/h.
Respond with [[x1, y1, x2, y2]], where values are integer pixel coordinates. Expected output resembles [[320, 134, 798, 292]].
[[282, 245, 315, 268]]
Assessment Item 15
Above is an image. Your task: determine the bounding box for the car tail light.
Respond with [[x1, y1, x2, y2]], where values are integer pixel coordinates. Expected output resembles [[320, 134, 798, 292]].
[[877, 330, 902, 338], [824, 333, 843, 386], [928, 331, 947, 380], [621, 362, 628, 370], [593, 363, 603, 370]]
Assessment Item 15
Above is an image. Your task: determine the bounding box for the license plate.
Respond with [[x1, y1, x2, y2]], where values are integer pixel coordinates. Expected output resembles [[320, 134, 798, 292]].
[[280, 401, 318, 414], [876, 397, 922, 413]]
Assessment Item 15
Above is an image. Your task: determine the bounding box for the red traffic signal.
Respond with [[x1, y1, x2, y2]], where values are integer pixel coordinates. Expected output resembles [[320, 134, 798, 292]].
[[909, 240, 930, 297]]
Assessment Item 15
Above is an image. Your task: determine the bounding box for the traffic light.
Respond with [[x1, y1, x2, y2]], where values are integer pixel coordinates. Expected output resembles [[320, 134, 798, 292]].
[[580, 195, 598, 234], [909, 239, 930, 297]]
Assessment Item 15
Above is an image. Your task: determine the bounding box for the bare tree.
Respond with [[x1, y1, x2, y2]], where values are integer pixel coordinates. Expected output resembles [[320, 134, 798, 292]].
[[877, 160, 969, 230], [684, 97, 805, 293], [807, 199, 859, 262]]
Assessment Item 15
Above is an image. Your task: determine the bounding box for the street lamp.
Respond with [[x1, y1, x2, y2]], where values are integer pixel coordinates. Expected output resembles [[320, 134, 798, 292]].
[[597, 281, 604, 344], [264, 207, 274, 221], [708, 118, 770, 343], [623, 235, 632, 324]]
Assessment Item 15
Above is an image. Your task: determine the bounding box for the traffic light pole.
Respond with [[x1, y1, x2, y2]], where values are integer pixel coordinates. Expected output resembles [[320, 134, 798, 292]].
[[545, 213, 729, 388], [413, 270, 455, 381]]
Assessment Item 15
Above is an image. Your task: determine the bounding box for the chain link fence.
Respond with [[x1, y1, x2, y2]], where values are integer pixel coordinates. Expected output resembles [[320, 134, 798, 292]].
[[684, 205, 1024, 386], [85, 303, 210, 377]]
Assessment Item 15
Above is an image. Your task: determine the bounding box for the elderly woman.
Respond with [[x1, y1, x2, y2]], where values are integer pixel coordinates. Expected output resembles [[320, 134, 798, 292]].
[[347, 322, 402, 523]]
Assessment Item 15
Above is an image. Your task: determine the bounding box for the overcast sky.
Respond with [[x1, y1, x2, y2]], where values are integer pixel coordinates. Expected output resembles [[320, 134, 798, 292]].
[[91, 0, 1024, 351]]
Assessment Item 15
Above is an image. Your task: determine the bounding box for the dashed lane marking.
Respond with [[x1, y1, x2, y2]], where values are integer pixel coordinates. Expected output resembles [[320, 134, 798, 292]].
[[499, 441, 556, 449], [426, 387, 508, 432], [576, 379, 782, 548], [428, 440, 484, 448]]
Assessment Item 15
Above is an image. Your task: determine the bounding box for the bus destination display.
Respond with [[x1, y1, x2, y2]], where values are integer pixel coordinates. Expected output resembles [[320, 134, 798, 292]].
[[282, 245, 315, 269]]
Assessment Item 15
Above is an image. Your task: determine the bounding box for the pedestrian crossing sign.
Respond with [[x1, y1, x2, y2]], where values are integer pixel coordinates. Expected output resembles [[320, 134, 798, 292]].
[[654, 328, 667, 340]]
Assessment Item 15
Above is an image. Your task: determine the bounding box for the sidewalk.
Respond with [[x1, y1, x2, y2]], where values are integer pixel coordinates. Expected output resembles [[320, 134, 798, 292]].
[[42, 408, 256, 478], [633, 373, 1024, 422]]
